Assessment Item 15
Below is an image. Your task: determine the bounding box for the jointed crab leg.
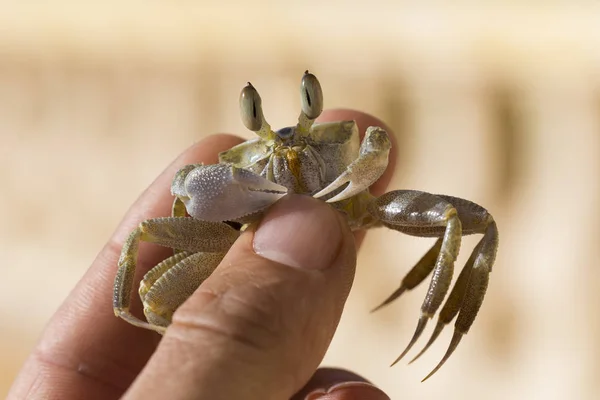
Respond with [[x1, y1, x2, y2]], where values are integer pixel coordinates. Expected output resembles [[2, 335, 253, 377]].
[[172, 197, 187, 218], [113, 217, 239, 333], [140, 251, 226, 329], [368, 191, 498, 380], [139, 251, 193, 300], [408, 249, 476, 364], [421, 220, 498, 381], [367, 190, 462, 366], [314, 127, 391, 202], [371, 238, 443, 313], [171, 198, 190, 254]]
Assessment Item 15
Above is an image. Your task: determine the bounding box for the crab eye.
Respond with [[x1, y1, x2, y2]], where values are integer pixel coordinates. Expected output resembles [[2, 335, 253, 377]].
[[240, 82, 263, 131], [300, 71, 323, 120]]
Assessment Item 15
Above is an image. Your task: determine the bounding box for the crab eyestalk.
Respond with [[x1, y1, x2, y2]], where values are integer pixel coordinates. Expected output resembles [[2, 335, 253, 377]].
[[296, 70, 323, 136], [240, 82, 276, 142]]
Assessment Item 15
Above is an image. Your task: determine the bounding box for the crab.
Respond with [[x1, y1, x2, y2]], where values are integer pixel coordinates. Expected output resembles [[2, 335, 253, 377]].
[[113, 71, 499, 381]]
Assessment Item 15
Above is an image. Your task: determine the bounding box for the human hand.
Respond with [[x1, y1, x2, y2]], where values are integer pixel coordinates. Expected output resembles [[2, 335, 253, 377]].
[[9, 110, 395, 400]]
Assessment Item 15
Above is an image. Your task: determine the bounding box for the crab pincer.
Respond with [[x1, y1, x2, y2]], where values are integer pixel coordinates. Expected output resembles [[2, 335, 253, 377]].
[[172, 164, 288, 222]]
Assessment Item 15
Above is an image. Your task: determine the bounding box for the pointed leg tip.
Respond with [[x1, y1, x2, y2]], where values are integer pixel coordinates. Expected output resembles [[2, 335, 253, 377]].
[[420, 360, 444, 382], [421, 370, 437, 383], [390, 347, 410, 367], [407, 353, 421, 365], [370, 299, 393, 313], [409, 320, 447, 365], [407, 341, 430, 366], [391, 314, 430, 367], [420, 330, 464, 382], [370, 287, 406, 313], [370, 304, 384, 314], [407, 345, 428, 366], [407, 344, 430, 365], [390, 346, 412, 366]]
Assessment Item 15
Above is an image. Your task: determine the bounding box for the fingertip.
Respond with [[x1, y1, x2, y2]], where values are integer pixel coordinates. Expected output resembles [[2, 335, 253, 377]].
[[253, 195, 352, 271], [180, 133, 246, 165], [318, 109, 393, 137], [293, 368, 390, 400], [291, 368, 369, 399], [305, 382, 391, 400]]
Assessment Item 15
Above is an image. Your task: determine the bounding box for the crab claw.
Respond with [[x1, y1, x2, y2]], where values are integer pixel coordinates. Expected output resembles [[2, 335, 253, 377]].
[[313, 127, 391, 203], [174, 164, 287, 222]]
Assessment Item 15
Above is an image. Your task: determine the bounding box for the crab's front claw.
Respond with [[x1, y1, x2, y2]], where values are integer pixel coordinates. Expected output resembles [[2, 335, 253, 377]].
[[313, 126, 391, 202], [172, 164, 287, 222]]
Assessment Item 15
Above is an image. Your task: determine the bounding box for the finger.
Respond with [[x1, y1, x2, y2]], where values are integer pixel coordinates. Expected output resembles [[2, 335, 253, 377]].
[[317, 109, 397, 246], [124, 195, 358, 399], [8, 134, 244, 400], [292, 368, 390, 400]]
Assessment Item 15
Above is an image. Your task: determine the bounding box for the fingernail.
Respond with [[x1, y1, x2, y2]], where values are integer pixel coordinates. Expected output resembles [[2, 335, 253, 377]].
[[253, 195, 344, 270], [305, 382, 390, 400]]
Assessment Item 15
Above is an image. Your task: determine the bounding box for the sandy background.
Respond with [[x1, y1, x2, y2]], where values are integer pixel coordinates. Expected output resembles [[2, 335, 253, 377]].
[[2, 2, 600, 399]]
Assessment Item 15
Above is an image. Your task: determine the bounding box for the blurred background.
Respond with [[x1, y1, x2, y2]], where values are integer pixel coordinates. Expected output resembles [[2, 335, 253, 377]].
[[2, 1, 600, 399]]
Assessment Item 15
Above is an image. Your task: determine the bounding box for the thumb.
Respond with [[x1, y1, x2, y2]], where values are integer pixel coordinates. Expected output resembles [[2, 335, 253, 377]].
[[124, 195, 357, 400]]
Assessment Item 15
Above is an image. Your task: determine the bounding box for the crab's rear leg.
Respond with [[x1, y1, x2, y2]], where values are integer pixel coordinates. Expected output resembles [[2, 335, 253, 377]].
[[407, 248, 476, 364], [140, 251, 226, 330], [113, 217, 239, 333], [367, 191, 498, 380], [367, 191, 462, 362], [420, 216, 498, 381], [371, 238, 442, 313]]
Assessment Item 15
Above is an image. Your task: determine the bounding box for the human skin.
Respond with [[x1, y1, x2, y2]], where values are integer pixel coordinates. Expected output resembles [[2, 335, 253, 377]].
[[8, 110, 396, 400]]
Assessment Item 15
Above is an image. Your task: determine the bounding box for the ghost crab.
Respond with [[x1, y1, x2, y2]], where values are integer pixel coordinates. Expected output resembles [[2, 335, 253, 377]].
[[113, 71, 499, 381]]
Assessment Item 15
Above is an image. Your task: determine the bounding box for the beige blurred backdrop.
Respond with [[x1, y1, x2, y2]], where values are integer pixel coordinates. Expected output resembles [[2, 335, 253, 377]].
[[2, 2, 600, 399]]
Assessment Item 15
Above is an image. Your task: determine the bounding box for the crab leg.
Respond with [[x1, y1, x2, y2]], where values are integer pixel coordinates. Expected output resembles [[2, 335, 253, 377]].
[[408, 249, 476, 364], [367, 191, 462, 365], [171, 198, 189, 254], [368, 191, 498, 379], [141, 251, 226, 330], [113, 217, 239, 333], [313, 127, 391, 202], [172, 197, 187, 218], [421, 220, 498, 381], [371, 238, 442, 312], [139, 251, 193, 300]]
